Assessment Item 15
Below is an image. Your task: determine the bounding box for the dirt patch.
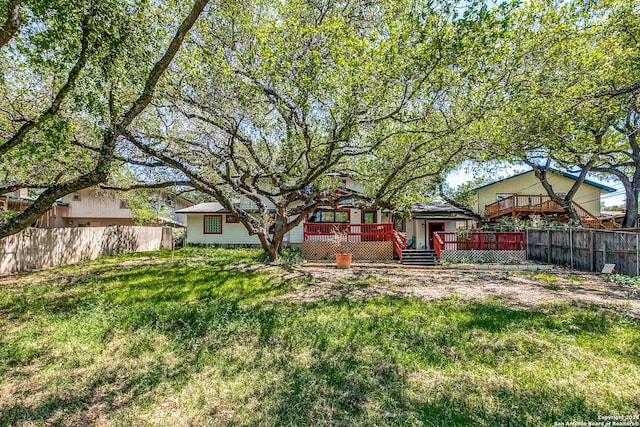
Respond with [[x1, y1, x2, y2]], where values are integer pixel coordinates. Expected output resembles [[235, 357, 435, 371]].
[[283, 266, 640, 316]]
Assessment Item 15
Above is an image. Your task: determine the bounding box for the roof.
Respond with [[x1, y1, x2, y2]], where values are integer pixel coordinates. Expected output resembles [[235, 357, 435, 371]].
[[473, 167, 617, 193], [175, 202, 226, 214], [412, 202, 467, 214], [410, 202, 474, 220], [175, 202, 276, 214]]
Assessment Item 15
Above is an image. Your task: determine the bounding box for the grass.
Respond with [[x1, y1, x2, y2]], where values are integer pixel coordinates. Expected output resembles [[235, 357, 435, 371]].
[[1, 247, 639, 426]]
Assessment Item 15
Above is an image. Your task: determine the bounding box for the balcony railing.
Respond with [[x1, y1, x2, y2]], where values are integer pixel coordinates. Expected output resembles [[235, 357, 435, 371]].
[[303, 222, 408, 260], [484, 194, 564, 219], [433, 231, 526, 258]]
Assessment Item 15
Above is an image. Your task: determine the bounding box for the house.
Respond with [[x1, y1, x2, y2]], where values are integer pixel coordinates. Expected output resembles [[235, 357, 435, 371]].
[[176, 175, 475, 262], [387, 202, 475, 250], [472, 168, 618, 228], [1, 187, 192, 228], [176, 175, 376, 248], [0, 188, 36, 213]]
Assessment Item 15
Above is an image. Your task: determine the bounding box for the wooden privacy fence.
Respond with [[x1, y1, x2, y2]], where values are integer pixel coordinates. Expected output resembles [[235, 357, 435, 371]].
[[526, 228, 640, 276], [0, 226, 173, 275]]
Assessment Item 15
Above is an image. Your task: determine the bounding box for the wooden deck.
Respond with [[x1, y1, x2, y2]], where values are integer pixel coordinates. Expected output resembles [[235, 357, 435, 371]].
[[484, 194, 620, 230], [485, 195, 565, 219]]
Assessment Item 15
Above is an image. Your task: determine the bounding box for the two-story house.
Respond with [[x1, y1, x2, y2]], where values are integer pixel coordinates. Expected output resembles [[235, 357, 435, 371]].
[[472, 168, 618, 228], [1, 187, 193, 228]]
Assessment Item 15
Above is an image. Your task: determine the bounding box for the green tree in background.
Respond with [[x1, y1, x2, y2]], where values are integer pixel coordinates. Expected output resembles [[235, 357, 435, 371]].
[[0, 0, 209, 237]]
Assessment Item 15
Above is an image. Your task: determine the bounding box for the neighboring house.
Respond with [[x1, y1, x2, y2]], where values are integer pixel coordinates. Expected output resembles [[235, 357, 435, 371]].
[[472, 168, 618, 228], [1, 187, 192, 228], [0, 188, 37, 213]]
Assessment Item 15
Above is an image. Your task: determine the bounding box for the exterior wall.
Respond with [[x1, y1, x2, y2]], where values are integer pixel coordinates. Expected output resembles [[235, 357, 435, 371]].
[[409, 219, 458, 250], [474, 171, 605, 217], [54, 188, 191, 227], [60, 188, 132, 219], [184, 207, 382, 246], [186, 214, 262, 245], [185, 213, 306, 246]]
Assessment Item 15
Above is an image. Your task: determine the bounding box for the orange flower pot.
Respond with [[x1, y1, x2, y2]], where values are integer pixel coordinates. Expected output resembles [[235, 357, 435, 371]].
[[335, 253, 353, 269]]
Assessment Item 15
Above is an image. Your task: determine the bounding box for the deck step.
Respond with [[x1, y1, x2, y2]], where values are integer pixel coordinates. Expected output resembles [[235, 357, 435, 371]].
[[401, 249, 441, 266]]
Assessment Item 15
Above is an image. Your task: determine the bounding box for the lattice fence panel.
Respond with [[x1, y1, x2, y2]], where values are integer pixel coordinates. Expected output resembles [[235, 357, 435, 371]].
[[303, 241, 393, 260], [440, 250, 525, 263]]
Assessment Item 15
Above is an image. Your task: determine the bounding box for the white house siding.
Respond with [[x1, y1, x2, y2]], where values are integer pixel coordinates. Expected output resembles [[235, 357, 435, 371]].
[[61, 188, 132, 219], [287, 220, 304, 245], [185, 214, 261, 245], [406, 219, 458, 250]]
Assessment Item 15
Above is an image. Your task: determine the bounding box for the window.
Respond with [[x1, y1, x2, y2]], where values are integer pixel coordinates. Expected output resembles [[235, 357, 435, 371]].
[[393, 217, 406, 232], [362, 211, 376, 224], [226, 214, 239, 223], [203, 215, 222, 234], [308, 210, 350, 223], [72, 192, 81, 201]]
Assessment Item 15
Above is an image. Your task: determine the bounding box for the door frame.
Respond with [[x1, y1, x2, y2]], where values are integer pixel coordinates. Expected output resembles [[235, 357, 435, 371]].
[[427, 222, 445, 249]]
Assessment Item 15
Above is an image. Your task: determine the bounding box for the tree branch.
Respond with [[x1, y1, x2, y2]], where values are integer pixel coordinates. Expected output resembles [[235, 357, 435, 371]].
[[98, 181, 192, 191], [0, 0, 20, 49], [0, 17, 92, 156]]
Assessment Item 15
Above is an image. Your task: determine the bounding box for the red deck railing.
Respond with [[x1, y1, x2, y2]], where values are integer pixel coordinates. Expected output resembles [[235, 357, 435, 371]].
[[433, 231, 526, 258], [303, 223, 408, 260]]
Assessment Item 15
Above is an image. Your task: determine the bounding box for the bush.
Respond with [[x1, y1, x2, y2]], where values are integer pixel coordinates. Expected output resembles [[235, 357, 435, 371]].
[[603, 274, 640, 287]]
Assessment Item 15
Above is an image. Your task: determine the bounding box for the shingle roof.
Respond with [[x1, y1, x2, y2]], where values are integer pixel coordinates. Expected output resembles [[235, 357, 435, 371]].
[[411, 202, 467, 214], [175, 202, 226, 214]]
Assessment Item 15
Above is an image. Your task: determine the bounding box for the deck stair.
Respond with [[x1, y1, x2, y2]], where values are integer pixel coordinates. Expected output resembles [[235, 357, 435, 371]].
[[401, 249, 440, 266]]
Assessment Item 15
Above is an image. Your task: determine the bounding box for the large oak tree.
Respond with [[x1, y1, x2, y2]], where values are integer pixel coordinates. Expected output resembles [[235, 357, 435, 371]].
[[119, 0, 508, 260]]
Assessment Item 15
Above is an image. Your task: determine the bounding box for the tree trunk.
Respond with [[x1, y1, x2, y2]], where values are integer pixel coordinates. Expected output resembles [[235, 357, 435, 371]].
[[258, 232, 279, 262], [622, 184, 639, 228]]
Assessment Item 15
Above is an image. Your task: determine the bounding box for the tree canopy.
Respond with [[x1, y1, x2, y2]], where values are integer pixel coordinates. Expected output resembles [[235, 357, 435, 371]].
[[0, 0, 209, 237], [116, 0, 509, 259], [2, 0, 640, 257]]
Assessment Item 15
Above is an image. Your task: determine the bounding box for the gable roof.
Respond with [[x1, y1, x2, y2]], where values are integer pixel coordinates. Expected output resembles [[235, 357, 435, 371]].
[[175, 202, 226, 214], [473, 167, 617, 193], [175, 202, 276, 214]]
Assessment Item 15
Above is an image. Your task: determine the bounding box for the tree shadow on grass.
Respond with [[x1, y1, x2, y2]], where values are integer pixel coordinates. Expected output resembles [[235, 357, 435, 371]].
[[251, 298, 617, 426], [1, 261, 639, 425]]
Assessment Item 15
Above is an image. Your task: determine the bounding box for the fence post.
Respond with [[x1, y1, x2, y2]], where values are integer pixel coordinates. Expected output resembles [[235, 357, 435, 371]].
[[636, 233, 640, 276], [569, 229, 573, 269], [589, 229, 595, 272], [525, 228, 529, 260], [547, 230, 552, 264]]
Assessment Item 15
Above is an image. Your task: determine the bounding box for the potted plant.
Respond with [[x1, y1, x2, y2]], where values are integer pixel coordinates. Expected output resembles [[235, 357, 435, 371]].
[[333, 226, 352, 269]]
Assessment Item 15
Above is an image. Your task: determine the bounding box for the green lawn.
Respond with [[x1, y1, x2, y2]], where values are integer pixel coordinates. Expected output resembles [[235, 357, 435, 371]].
[[1, 248, 639, 426]]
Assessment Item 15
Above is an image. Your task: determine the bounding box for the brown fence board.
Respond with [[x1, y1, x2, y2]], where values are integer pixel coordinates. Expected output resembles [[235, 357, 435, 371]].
[[526, 229, 640, 276]]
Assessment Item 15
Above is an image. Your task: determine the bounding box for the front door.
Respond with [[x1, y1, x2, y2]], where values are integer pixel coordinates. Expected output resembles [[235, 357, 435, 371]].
[[428, 222, 445, 249]]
